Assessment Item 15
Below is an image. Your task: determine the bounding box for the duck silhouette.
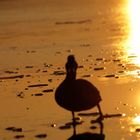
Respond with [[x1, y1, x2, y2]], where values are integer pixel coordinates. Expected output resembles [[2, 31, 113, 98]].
[[55, 55, 103, 131]]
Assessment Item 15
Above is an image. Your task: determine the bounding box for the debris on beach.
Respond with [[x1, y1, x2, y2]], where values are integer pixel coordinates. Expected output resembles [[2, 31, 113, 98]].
[[90, 126, 97, 129], [55, 19, 92, 25], [25, 66, 34, 69], [42, 89, 54, 93], [35, 134, 47, 138], [96, 58, 105, 61], [78, 65, 84, 69], [43, 64, 53, 68], [5, 127, 23, 132], [31, 93, 44, 96], [66, 49, 72, 53], [94, 67, 105, 71], [14, 135, 25, 139], [42, 70, 48, 73], [48, 79, 53, 82], [118, 70, 124, 73], [5, 70, 18, 74], [52, 71, 66, 76], [28, 84, 48, 88], [26, 50, 36, 53], [82, 74, 93, 78], [80, 43, 91, 47], [0, 75, 24, 80], [59, 125, 71, 130], [113, 59, 121, 62], [26, 74, 32, 78], [105, 74, 116, 78], [17, 92, 25, 98], [136, 128, 140, 132], [51, 123, 57, 128]]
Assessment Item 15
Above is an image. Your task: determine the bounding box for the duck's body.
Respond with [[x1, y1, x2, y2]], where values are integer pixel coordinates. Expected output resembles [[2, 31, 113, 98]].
[[55, 78, 101, 112]]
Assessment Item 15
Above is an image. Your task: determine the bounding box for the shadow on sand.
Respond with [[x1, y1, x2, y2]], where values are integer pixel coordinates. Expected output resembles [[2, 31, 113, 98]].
[[68, 120, 105, 140]]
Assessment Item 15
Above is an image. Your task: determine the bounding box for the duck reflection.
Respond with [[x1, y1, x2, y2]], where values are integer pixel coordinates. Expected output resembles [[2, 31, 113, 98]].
[[68, 120, 105, 140]]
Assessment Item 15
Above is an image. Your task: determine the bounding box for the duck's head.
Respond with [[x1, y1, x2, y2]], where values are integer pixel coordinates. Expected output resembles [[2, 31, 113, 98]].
[[66, 55, 78, 80]]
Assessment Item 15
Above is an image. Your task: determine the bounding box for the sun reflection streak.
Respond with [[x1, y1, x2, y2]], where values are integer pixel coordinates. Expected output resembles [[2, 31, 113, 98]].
[[125, 0, 140, 66], [128, 0, 140, 47], [132, 116, 140, 124]]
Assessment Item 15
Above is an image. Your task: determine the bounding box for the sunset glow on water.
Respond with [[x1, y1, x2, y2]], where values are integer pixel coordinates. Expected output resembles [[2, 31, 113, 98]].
[[1, 0, 140, 140], [124, 0, 140, 67]]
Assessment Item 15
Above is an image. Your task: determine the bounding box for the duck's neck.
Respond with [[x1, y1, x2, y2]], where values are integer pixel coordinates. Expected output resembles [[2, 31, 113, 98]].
[[66, 68, 76, 81]]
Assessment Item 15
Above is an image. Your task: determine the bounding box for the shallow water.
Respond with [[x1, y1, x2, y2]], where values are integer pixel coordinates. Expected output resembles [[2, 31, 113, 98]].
[[1, 0, 140, 140]]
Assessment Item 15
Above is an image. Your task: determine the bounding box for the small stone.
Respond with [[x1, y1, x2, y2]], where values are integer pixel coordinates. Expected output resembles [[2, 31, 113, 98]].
[[51, 124, 57, 127], [48, 79, 53, 82]]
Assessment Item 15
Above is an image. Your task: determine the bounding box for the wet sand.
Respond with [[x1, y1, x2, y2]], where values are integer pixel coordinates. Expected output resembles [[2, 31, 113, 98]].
[[1, 0, 140, 139]]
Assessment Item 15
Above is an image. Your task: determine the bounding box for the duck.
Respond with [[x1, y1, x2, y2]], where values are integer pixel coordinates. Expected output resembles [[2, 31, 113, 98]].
[[55, 55, 103, 130]]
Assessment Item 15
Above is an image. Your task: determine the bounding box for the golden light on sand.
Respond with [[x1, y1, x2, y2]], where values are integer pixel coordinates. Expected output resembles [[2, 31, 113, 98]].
[[126, 0, 140, 66]]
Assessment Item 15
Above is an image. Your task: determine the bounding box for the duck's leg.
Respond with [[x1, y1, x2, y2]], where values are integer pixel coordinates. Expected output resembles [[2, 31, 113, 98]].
[[72, 111, 76, 135], [97, 104, 104, 121]]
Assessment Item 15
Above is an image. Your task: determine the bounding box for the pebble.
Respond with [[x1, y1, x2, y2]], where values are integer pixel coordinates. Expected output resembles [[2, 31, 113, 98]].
[[51, 124, 57, 128], [17, 92, 25, 98], [48, 79, 53, 82]]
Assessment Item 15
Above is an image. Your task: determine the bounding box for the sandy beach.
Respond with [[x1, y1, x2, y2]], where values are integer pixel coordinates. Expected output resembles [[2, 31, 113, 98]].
[[1, 0, 140, 139]]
